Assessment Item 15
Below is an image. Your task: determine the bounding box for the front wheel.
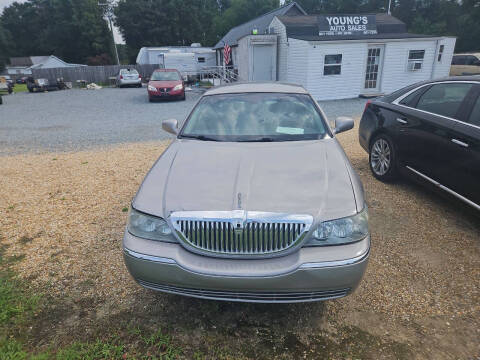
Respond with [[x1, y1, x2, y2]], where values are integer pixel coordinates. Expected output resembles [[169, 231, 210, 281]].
[[369, 134, 398, 181]]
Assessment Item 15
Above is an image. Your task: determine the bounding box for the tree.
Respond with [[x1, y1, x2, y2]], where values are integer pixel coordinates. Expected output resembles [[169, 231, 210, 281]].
[[115, 0, 220, 63], [213, 0, 278, 40], [0, 0, 114, 64], [0, 19, 12, 71]]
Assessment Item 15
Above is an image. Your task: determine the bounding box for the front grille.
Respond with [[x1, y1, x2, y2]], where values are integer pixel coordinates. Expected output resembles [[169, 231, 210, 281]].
[[138, 280, 350, 303], [160, 87, 172, 93], [170, 211, 313, 258]]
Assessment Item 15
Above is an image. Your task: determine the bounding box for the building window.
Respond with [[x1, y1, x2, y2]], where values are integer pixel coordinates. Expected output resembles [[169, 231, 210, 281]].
[[407, 50, 425, 71], [324, 54, 342, 75], [438, 45, 444, 62], [198, 57, 205, 63]]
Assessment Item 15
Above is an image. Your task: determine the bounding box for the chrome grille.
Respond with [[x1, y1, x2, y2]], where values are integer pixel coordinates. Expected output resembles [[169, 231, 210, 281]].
[[170, 211, 313, 258]]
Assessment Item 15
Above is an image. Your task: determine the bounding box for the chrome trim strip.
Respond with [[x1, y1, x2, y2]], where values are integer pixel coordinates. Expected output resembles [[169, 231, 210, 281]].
[[124, 244, 370, 274], [123, 248, 176, 264], [406, 166, 480, 211], [451, 138, 469, 147], [299, 247, 370, 269], [137, 281, 350, 303], [391, 80, 480, 130]]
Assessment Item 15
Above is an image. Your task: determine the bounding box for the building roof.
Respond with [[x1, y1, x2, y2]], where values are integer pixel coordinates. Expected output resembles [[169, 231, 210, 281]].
[[204, 82, 308, 95], [213, 2, 307, 49], [276, 13, 437, 41], [9, 55, 76, 68]]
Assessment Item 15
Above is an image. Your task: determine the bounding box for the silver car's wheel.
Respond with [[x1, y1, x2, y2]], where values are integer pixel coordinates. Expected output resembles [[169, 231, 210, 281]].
[[371, 138, 391, 176], [369, 134, 397, 181]]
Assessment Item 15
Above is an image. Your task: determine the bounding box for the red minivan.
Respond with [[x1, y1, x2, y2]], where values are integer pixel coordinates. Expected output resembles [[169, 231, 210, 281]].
[[147, 69, 185, 102]]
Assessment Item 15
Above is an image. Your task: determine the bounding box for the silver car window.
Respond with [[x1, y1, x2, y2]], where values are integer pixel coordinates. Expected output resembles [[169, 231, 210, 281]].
[[181, 93, 328, 142]]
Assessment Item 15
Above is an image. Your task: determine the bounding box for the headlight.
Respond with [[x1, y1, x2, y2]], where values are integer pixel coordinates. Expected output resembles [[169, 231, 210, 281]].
[[305, 206, 369, 246], [147, 85, 157, 92], [127, 208, 176, 242], [173, 84, 183, 91]]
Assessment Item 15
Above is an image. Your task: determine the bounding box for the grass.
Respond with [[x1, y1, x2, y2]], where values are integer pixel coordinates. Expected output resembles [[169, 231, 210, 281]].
[[13, 84, 28, 93], [0, 245, 183, 359]]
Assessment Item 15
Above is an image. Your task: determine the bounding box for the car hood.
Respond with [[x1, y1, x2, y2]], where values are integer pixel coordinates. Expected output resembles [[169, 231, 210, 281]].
[[149, 80, 181, 88], [133, 139, 362, 223]]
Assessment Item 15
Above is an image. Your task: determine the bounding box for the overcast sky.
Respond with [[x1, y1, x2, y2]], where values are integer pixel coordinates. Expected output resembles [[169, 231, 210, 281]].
[[0, 0, 125, 44]]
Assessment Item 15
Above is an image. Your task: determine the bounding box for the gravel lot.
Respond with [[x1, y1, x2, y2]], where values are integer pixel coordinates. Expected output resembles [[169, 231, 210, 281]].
[[0, 88, 478, 359], [0, 87, 367, 155]]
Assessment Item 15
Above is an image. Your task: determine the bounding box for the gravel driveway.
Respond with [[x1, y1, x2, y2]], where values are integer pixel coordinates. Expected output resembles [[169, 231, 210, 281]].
[[0, 87, 367, 155]]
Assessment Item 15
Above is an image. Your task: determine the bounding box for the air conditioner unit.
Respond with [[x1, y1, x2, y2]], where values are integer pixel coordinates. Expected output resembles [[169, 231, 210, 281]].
[[407, 61, 423, 71]]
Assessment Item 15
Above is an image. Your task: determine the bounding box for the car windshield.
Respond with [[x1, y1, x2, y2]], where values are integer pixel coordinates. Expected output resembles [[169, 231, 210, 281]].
[[180, 93, 328, 142], [120, 69, 138, 75], [151, 72, 181, 81]]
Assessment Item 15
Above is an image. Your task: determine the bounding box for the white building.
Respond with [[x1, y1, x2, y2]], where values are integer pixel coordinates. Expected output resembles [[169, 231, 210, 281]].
[[270, 14, 455, 100], [6, 55, 85, 76], [136, 44, 216, 75], [215, 3, 456, 100]]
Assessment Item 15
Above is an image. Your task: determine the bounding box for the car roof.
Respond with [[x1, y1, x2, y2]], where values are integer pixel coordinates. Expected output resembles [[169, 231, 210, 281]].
[[204, 82, 309, 96], [382, 75, 480, 103], [453, 53, 480, 57]]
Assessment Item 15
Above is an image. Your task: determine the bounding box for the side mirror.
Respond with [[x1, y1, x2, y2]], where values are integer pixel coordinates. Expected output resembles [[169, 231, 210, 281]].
[[334, 116, 354, 135], [162, 118, 179, 135]]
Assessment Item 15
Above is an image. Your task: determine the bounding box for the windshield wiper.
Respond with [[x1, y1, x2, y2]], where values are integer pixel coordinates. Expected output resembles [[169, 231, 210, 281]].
[[239, 137, 278, 142], [180, 134, 220, 141]]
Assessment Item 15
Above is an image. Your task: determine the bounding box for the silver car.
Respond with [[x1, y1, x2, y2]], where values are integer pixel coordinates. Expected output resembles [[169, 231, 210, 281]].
[[123, 83, 370, 303], [117, 68, 142, 88]]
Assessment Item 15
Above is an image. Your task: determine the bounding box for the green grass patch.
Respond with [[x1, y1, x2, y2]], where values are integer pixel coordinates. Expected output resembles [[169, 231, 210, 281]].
[[55, 339, 125, 360], [13, 84, 28, 93], [0, 249, 40, 330]]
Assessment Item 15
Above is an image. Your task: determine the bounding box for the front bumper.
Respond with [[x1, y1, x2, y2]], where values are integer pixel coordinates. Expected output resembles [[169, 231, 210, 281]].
[[148, 89, 184, 99], [123, 231, 370, 303]]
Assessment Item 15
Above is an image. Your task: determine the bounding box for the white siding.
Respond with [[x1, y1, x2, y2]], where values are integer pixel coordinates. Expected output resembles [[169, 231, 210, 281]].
[[306, 42, 367, 101], [270, 17, 289, 81], [381, 40, 439, 94], [287, 38, 309, 86], [287, 37, 455, 100], [432, 37, 456, 79], [236, 39, 249, 81]]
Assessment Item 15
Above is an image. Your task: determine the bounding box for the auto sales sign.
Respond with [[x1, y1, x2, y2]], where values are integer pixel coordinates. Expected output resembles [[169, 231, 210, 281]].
[[318, 15, 378, 36]]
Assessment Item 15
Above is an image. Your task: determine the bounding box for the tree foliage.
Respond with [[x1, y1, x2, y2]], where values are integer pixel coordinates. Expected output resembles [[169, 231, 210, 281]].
[[0, 0, 113, 65], [1, 0, 479, 67], [114, 0, 279, 62], [291, 0, 479, 52]]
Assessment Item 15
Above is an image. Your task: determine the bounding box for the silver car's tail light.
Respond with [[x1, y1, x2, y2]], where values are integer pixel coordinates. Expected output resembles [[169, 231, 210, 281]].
[[170, 211, 313, 258]]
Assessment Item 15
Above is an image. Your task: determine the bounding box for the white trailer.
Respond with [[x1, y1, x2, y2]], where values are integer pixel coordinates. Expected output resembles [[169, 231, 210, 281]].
[[136, 45, 216, 75]]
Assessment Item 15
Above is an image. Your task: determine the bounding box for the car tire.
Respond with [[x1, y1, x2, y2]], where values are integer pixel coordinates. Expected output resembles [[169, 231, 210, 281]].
[[369, 134, 398, 182]]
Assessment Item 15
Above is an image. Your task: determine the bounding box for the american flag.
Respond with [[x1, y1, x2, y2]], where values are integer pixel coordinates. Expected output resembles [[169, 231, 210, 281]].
[[223, 44, 231, 65]]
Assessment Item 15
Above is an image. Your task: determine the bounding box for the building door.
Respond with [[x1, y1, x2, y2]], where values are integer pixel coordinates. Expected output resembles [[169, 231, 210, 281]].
[[364, 45, 384, 92], [252, 45, 273, 81]]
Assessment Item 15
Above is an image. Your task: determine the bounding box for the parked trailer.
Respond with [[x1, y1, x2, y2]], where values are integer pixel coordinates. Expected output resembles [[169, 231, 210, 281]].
[[136, 45, 216, 76]]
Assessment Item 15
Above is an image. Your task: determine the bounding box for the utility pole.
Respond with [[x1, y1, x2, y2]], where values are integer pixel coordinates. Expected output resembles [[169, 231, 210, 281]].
[[98, 1, 120, 65]]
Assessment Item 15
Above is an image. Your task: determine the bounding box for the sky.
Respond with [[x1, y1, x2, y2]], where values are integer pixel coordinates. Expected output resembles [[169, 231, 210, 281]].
[[0, 0, 125, 44]]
